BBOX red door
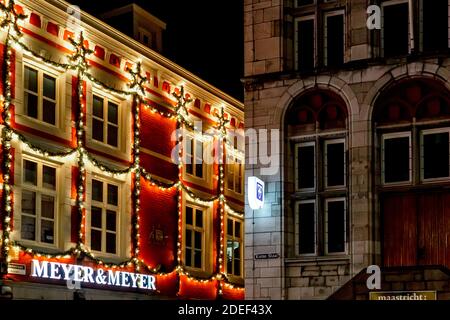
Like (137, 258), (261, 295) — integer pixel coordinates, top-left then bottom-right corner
(382, 191), (450, 269)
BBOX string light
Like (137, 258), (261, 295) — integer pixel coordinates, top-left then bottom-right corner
(0, 1), (243, 293)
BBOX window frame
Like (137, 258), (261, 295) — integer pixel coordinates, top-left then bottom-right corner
(381, 132), (412, 186)
(225, 216), (243, 278)
(420, 127), (450, 183)
(183, 203), (206, 271)
(294, 15), (316, 71)
(294, 141), (316, 192)
(183, 130), (207, 181)
(323, 10), (345, 67)
(90, 93), (121, 149)
(295, 199), (317, 257)
(19, 156), (59, 249)
(324, 138), (346, 189)
(88, 177), (121, 257)
(226, 146), (244, 195)
(324, 197), (347, 256)
(22, 62), (59, 127)
(381, 0), (412, 57)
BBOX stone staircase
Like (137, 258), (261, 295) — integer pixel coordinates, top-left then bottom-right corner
(328, 265), (450, 300)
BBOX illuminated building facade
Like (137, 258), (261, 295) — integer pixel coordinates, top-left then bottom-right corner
(244, 0), (450, 299)
(0, 0), (244, 300)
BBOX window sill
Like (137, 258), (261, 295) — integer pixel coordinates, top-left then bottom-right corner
(285, 255), (350, 266)
(183, 267), (214, 279)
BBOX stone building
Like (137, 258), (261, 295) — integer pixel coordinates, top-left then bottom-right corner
(244, 0), (450, 299)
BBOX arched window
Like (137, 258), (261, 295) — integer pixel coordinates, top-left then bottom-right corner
(286, 90), (348, 257)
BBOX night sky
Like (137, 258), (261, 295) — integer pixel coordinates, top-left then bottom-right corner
(68, 0), (244, 101)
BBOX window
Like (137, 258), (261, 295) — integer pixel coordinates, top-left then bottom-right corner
(325, 198), (346, 254)
(90, 179), (119, 254)
(184, 205), (204, 269)
(296, 201), (316, 255)
(92, 95), (119, 147)
(138, 27), (153, 48)
(421, 0), (448, 52)
(227, 154), (243, 194)
(382, 133), (411, 184)
(421, 129), (450, 181)
(382, 1), (409, 57)
(324, 12), (344, 67)
(21, 159), (57, 245)
(295, 142), (315, 191)
(295, 17), (315, 72)
(226, 218), (242, 277)
(24, 65), (57, 125)
(185, 135), (203, 178)
(324, 139), (345, 187)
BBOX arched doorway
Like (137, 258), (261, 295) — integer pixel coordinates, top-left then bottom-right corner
(373, 78), (450, 269)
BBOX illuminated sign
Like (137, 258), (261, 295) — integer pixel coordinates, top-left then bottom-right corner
(30, 260), (156, 290)
(369, 291), (436, 300)
(248, 176), (264, 210)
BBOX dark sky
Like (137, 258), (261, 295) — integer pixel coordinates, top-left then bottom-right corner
(68, 0), (244, 101)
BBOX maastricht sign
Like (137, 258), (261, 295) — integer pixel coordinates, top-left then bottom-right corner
(30, 259), (156, 290)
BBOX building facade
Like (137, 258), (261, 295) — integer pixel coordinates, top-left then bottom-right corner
(0, 0), (244, 300)
(244, 0), (450, 299)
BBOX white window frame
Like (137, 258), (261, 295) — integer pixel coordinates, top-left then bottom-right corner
(20, 156), (59, 249)
(91, 94), (121, 149)
(183, 203), (206, 271)
(381, 132), (412, 185)
(381, 0), (412, 57)
(420, 127), (450, 183)
(324, 10), (345, 67)
(324, 138), (346, 189)
(294, 15), (316, 71)
(183, 130), (208, 181)
(225, 216), (243, 278)
(324, 197), (347, 255)
(88, 177), (121, 257)
(226, 147), (244, 195)
(22, 62), (59, 127)
(295, 141), (316, 192)
(295, 199), (317, 257)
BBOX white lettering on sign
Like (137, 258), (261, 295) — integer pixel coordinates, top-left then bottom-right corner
(30, 260), (156, 290)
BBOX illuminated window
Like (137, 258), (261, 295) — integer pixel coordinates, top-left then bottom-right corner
(185, 135), (203, 178)
(227, 155), (243, 194)
(184, 205), (204, 269)
(92, 95), (119, 148)
(21, 158), (57, 245)
(24, 65), (57, 125)
(90, 179), (119, 254)
(226, 217), (243, 277)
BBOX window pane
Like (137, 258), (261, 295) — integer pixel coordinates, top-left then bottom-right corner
(195, 163), (203, 178)
(91, 229), (101, 251)
(186, 230), (192, 248)
(195, 141), (203, 178)
(41, 195), (54, 219)
(227, 157), (234, 190)
(226, 240), (233, 274)
(91, 206), (102, 229)
(41, 219), (54, 244)
(24, 66), (38, 92)
(106, 232), (116, 254)
(22, 190), (36, 215)
(234, 258), (241, 276)
(423, 0), (448, 52)
(43, 165), (56, 189)
(194, 250), (202, 268)
(227, 219), (233, 236)
(107, 125), (118, 147)
(384, 3), (409, 57)
(326, 14), (344, 67)
(384, 136), (410, 183)
(297, 145), (315, 189)
(25, 93), (38, 119)
(21, 215), (36, 241)
(195, 209), (203, 228)
(93, 95), (103, 118)
(423, 132), (449, 179)
(106, 210), (116, 231)
(298, 202), (315, 254)
(43, 74), (56, 100)
(108, 102), (118, 124)
(43, 100), (56, 125)
(185, 248), (192, 267)
(194, 231), (202, 250)
(326, 142), (345, 186)
(297, 19), (315, 72)
(107, 184), (118, 206)
(235, 221), (241, 238)
(327, 200), (346, 253)
(186, 206), (193, 225)
(24, 160), (37, 185)
(92, 180), (103, 202)
(186, 137), (194, 174)
(236, 162), (242, 193)
(92, 119), (104, 142)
